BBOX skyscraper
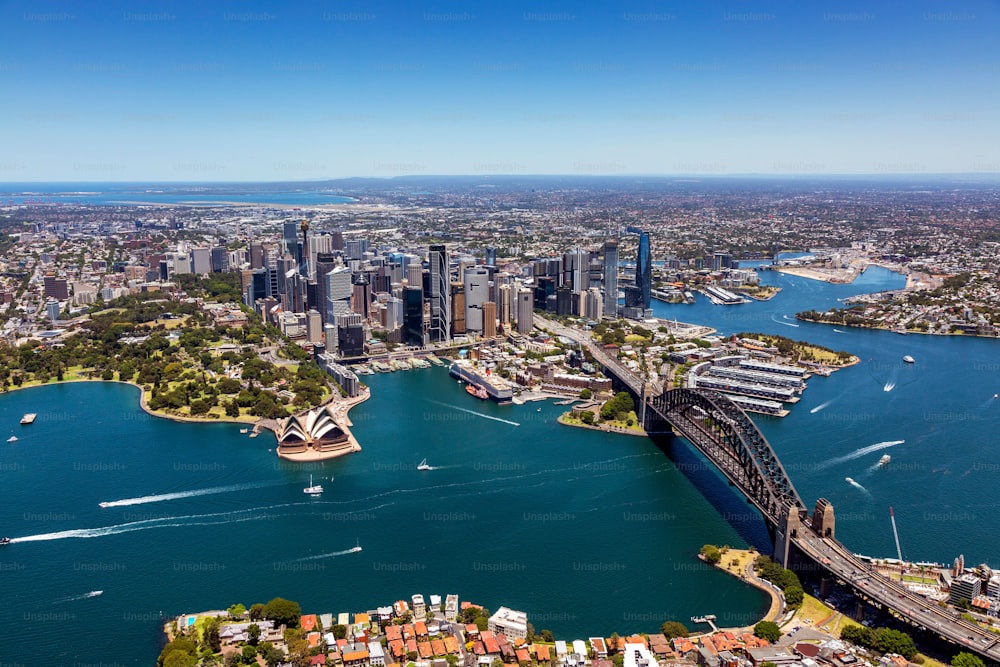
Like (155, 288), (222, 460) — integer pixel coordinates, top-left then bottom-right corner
(403, 285), (427, 347)
(485, 246), (497, 267)
(428, 244), (450, 342)
(450, 282), (466, 336)
(516, 288), (533, 335)
(463, 266), (490, 333)
(482, 301), (497, 338)
(325, 266), (353, 322)
(636, 231), (651, 310)
(603, 239), (619, 318)
(283, 221), (301, 263)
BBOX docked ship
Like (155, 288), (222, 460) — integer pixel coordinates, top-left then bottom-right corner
(449, 361), (514, 403)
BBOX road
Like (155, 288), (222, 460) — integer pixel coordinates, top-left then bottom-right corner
(793, 529), (1000, 661)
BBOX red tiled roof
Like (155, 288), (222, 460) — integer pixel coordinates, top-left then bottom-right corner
(516, 649), (531, 663)
(417, 642), (433, 659)
(431, 639), (446, 656)
(534, 645), (551, 661)
(386, 625), (403, 641)
(301, 614), (319, 632)
(443, 636), (460, 654)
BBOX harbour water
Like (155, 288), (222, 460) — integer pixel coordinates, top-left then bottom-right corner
(2, 263), (999, 664)
(0, 379), (766, 665)
(654, 263), (1000, 567)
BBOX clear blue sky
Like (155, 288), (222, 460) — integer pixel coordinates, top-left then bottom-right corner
(1, 0), (998, 181)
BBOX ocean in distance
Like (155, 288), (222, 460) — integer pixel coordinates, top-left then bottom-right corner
(0, 182), (356, 206)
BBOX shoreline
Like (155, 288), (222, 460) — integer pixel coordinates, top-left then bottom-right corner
(796, 316), (1000, 340)
(700, 549), (785, 630)
(556, 413), (648, 437)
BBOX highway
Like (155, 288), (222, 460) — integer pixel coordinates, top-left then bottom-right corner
(793, 528), (1000, 661)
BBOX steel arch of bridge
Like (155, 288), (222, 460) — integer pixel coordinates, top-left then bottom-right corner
(647, 387), (805, 526)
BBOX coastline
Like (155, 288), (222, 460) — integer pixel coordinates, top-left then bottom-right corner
(795, 316), (999, 340)
(700, 549), (785, 629)
(556, 413), (648, 437)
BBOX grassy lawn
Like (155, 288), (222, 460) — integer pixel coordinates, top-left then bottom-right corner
(720, 548), (759, 576)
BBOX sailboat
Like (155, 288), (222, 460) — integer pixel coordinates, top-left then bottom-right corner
(6, 435), (17, 443)
(350, 537), (362, 553)
(417, 458), (431, 471)
(303, 474), (323, 495)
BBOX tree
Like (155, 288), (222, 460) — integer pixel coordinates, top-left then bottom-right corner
(259, 643), (285, 667)
(579, 388), (592, 399)
(784, 585), (804, 607)
(873, 627), (916, 660)
(580, 410), (595, 425)
(540, 629), (554, 642)
(158, 638), (197, 667)
(204, 618), (222, 653)
(264, 597), (302, 628)
(163, 650), (198, 667)
(247, 623), (261, 646)
(332, 624), (348, 639)
(952, 653), (985, 667)
(700, 544), (722, 565)
(753, 621), (781, 643)
(659, 621), (689, 639)
(249, 603), (265, 620)
(241, 645), (258, 664)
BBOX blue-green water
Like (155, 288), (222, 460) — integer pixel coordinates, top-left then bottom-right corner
(3, 265), (999, 665)
(0, 379), (767, 665)
(654, 264), (1000, 566)
(0, 183), (356, 206)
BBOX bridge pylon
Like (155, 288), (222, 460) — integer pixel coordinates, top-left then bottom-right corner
(774, 501), (807, 568)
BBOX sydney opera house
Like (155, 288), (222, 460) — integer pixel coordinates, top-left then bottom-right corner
(274, 406), (359, 458)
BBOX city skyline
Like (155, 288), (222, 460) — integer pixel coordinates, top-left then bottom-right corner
(1, 0), (999, 181)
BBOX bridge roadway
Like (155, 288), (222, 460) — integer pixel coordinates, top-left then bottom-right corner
(533, 314), (1000, 661)
(793, 529), (1000, 661)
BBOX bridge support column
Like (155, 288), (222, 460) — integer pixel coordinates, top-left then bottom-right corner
(774, 502), (804, 568)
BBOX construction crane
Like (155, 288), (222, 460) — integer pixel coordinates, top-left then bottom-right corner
(890, 507), (905, 581)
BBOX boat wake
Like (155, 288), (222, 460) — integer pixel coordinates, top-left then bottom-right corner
(771, 315), (799, 328)
(809, 400), (832, 414)
(425, 399), (520, 426)
(845, 477), (872, 497)
(817, 440), (904, 470)
(53, 590), (104, 603)
(833, 329), (844, 333)
(10, 504), (295, 543)
(293, 545), (363, 562)
(99, 480), (278, 508)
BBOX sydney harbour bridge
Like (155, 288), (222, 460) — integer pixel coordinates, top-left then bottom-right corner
(538, 315), (1000, 662)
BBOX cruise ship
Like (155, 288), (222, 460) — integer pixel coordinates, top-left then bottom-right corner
(449, 361), (513, 403)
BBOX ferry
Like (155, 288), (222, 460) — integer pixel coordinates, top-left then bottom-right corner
(465, 384), (488, 400)
(902, 355), (915, 364)
(878, 454), (891, 467)
(20, 413), (36, 425)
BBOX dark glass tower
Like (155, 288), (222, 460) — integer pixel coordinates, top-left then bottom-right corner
(636, 231), (651, 310)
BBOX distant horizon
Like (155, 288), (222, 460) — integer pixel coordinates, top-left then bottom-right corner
(2, 171), (1000, 186)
